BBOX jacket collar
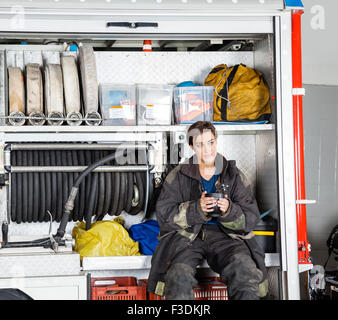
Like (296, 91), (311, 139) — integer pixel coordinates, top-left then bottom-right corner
(180, 153), (228, 181)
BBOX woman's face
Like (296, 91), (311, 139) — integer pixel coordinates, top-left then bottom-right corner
(190, 130), (217, 165)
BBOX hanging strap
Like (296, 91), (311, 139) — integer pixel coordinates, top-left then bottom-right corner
(218, 64), (240, 121)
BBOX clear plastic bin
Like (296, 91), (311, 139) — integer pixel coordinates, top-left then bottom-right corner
(174, 86), (214, 124)
(137, 84), (174, 125)
(99, 84), (136, 126)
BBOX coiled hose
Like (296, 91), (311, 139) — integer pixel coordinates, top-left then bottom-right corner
(10, 149), (148, 226)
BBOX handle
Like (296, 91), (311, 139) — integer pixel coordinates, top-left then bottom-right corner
(2, 222), (8, 244)
(106, 289), (128, 295)
(93, 279), (117, 286)
(106, 22), (158, 29)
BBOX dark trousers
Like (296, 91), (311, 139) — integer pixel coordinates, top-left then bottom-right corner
(164, 224), (263, 300)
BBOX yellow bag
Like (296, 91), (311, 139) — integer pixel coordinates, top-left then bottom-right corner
(72, 220), (141, 258)
(204, 64), (271, 122)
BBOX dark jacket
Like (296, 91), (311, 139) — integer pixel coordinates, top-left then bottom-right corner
(147, 153), (268, 297)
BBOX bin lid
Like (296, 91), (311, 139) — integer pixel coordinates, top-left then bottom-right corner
(177, 81), (199, 87)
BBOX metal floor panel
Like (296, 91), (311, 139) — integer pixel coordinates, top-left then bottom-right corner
(0, 251), (81, 278)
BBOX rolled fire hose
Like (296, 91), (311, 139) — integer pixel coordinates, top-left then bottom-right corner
(9, 149), (148, 224)
(78, 46), (101, 125)
(44, 64), (64, 125)
(8, 67), (25, 126)
(26, 64), (45, 126)
(61, 56), (82, 126)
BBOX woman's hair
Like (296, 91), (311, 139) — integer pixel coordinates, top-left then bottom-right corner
(187, 121), (217, 146)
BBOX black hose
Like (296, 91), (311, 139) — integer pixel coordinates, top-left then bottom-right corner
(3, 239), (50, 248)
(143, 147), (155, 220)
(77, 150), (86, 222)
(100, 150), (111, 220)
(44, 151), (52, 222)
(126, 172), (145, 215)
(21, 150), (28, 222)
(55, 151), (63, 222)
(109, 159), (120, 217)
(15, 151), (22, 224)
(38, 151), (46, 223)
(84, 150), (92, 215)
(26, 151), (34, 223)
(10, 151), (17, 222)
(95, 151), (105, 220)
(85, 172), (98, 230)
(55, 150), (126, 238)
(67, 151), (76, 222)
(61, 150), (69, 222)
(3, 238), (65, 248)
(124, 170), (134, 213)
(50, 150), (57, 222)
(9, 148), (150, 229)
(144, 172), (154, 220)
(126, 151), (138, 214)
(32, 151), (40, 222)
(91, 151), (100, 219)
(70, 150), (79, 222)
(115, 171), (126, 216)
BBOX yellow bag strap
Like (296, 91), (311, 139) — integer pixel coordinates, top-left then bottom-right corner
(214, 66), (229, 119)
(215, 64), (241, 120)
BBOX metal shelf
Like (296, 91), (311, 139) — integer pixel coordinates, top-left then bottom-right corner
(0, 124), (274, 143)
(0, 124), (274, 134)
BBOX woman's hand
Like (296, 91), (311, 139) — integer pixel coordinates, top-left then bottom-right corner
(217, 196), (230, 214)
(200, 191), (217, 216)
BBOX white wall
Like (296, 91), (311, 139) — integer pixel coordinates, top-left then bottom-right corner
(301, 0), (338, 270)
(302, 0), (338, 85)
(303, 84), (338, 269)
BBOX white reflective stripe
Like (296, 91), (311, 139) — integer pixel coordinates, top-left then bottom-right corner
(143, 44), (152, 50)
(296, 199), (316, 205)
(44, 64), (64, 115)
(26, 63), (43, 114)
(292, 88), (306, 96)
(61, 56), (81, 114)
(79, 46), (98, 114)
(8, 67), (25, 114)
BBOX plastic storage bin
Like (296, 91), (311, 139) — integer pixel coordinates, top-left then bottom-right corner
(174, 86), (214, 124)
(91, 276), (146, 300)
(253, 215), (278, 253)
(137, 84), (174, 125)
(138, 278), (227, 300)
(99, 84), (136, 125)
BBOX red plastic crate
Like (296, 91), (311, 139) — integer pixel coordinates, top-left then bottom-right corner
(138, 278), (227, 300)
(91, 277), (147, 300)
(194, 279), (228, 300)
(138, 279), (163, 300)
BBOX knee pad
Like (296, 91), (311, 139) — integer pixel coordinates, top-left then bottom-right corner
(220, 253), (263, 300)
(164, 263), (197, 300)
(220, 253), (262, 284)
